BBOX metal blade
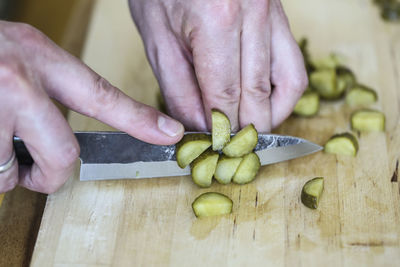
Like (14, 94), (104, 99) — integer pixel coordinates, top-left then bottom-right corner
(77, 132), (322, 181)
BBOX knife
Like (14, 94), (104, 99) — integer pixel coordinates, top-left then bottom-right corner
(13, 132), (322, 181)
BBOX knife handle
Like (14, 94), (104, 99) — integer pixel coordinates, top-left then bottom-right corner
(13, 137), (34, 165)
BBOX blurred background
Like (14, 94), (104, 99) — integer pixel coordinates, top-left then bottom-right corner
(0, 1), (94, 266)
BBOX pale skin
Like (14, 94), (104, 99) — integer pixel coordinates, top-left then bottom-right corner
(0, 0), (307, 194)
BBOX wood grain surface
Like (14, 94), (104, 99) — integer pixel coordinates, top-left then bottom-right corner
(31, 0), (400, 266)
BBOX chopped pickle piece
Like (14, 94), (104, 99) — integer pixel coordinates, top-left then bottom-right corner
(301, 177), (324, 209)
(293, 92), (320, 117)
(214, 156), (243, 184)
(222, 124), (258, 157)
(310, 69), (344, 100)
(191, 149), (219, 188)
(212, 109), (231, 151)
(232, 152), (261, 184)
(192, 192), (233, 218)
(351, 109), (385, 132)
(312, 54), (342, 70)
(324, 133), (359, 157)
(176, 134), (212, 168)
(345, 85), (377, 107)
(336, 66), (356, 90)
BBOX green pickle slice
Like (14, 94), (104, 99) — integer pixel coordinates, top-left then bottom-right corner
(293, 92), (320, 117)
(176, 134), (212, 168)
(190, 149), (219, 188)
(211, 109), (231, 151)
(222, 124), (258, 157)
(301, 177), (324, 209)
(214, 156), (243, 184)
(351, 109), (385, 132)
(232, 152), (261, 185)
(324, 133), (359, 157)
(192, 192), (233, 218)
(345, 85), (377, 107)
(310, 69), (344, 100)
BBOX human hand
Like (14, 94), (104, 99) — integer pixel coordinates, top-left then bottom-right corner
(129, 0), (308, 132)
(0, 21), (184, 194)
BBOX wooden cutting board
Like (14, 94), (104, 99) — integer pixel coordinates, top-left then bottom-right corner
(31, 0), (400, 266)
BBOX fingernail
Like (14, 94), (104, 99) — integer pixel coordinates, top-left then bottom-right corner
(158, 116), (183, 137)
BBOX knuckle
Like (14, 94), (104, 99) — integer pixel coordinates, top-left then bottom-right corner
(12, 23), (47, 48)
(88, 77), (121, 117)
(206, 85), (241, 104)
(244, 82), (272, 100)
(0, 62), (22, 83)
(207, 1), (240, 28)
(55, 142), (80, 170)
(0, 177), (18, 194)
(291, 74), (309, 95)
(41, 182), (62, 194)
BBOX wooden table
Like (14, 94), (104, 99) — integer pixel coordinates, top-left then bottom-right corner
(31, 0), (400, 266)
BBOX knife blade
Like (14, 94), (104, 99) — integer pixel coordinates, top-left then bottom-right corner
(13, 132), (322, 181)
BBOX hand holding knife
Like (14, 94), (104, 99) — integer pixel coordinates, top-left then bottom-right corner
(13, 132), (322, 181)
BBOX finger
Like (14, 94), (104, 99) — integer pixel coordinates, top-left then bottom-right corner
(269, 0), (308, 128)
(13, 86), (79, 194)
(191, 14), (241, 131)
(31, 35), (184, 145)
(144, 29), (207, 131)
(0, 128), (18, 193)
(240, 1), (272, 132)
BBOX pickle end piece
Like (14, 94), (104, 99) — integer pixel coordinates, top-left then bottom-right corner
(293, 92), (320, 117)
(222, 124), (258, 157)
(324, 133), (359, 157)
(301, 177), (324, 209)
(345, 86), (377, 107)
(351, 109), (385, 132)
(232, 152), (261, 185)
(191, 150), (219, 188)
(176, 134), (212, 168)
(214, 157), (243, 184)
(310, 69), (341, 100)
(312, 54), (342, 70)
(212, 109), (231, 151)
(192, 192), (233, 218)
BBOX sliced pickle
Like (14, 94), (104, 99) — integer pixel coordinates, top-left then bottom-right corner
(176, 134), (212, 168)
(301, 177), (324, 209)
(324, 133), (359, 157)
(345, 85), (377, 107)
(191, 149), (219, 188)
(310, 69), (344, 100)
(312, 54), (342, 70)
(222, 124), (258, 157)
(351, 109), (385, 132)
(214, 156), (243, 184)
(212, 109), (231, 151)
(192, 192), (233, 218)
(293, 92), (320, 117)
(232, 152), (261, 185)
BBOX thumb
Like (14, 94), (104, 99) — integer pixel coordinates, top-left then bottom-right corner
(35, 42), (184, 145)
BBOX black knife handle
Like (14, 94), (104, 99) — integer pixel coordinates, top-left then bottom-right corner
(13, 137), (34, 165)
